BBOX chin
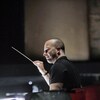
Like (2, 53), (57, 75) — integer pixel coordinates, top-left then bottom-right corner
(47, 59), (53, 64)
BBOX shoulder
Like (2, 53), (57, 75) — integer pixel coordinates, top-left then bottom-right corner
(51, 57), (68, 72)
(55, 56), (71, 67)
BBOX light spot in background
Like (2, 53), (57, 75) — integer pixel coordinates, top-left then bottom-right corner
(32, 85), (39, 93)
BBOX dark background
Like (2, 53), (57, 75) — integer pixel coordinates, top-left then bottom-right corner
(0, 0), (100, 93)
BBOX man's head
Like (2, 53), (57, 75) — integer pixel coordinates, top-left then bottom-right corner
(43, 38), (65, 64)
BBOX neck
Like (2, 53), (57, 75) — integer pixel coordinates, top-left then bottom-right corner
(53, 51), (65, 64)
(58, 52), (66, 59)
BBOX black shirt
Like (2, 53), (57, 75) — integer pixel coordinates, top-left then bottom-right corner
(49, 56), (81, 91)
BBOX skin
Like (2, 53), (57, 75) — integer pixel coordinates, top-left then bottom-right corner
(33, 39), (65, 90)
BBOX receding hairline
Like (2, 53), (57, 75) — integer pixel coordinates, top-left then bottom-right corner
(45, 38), (65, 52)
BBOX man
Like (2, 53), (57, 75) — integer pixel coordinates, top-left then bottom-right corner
(33, 38), (81, 91)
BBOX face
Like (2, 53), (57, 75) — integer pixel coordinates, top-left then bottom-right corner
(43, 41), (59, 64)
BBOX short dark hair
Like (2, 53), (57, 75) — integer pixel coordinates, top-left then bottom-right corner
(53, 38), (65, 53)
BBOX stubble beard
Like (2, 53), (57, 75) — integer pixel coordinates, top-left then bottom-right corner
(46, 51), (58, 64)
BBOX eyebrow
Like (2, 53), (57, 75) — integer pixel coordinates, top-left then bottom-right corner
(44, 48), (50, 53)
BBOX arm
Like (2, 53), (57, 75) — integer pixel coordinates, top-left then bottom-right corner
(42, 72), (50, 85)
(33, 61), (50, 85)
(33, 61), (63, 90)
(50, 83), (63, 90)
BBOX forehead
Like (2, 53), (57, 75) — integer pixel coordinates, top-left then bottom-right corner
(44, 40), (54, 49)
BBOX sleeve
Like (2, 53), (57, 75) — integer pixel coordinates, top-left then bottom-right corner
(50, 63), (65, 84)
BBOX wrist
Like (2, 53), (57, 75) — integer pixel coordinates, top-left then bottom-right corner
(42, 71), (48, 76)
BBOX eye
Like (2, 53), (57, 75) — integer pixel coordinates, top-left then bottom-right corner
(45, 49), (48, 53)
(44, 48), (50, 53)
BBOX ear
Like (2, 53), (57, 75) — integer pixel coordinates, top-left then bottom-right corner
(56, 48), (60, 55)
(57, 51), (60, 55)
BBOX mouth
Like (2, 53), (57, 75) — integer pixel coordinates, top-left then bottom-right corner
(46, 57), (50, 60)
(46, 57), (52, 60)
(45, 55), (52, 60)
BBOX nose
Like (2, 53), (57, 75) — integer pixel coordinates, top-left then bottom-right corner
(43, 51), (46, 57)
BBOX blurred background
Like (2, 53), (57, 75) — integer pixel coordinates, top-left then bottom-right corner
(0, 0), (100, 99)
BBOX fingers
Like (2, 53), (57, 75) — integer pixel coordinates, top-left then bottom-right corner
(32, 60), (45, 74)
(32, 60), (43, 67)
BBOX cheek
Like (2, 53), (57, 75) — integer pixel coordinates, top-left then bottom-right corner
(49, 50), (57, 58)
